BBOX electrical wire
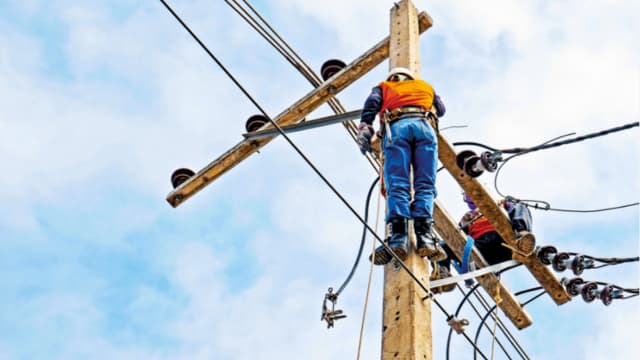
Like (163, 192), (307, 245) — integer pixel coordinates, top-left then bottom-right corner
(357, 171), (383, 360)
(464, 284), (530, 359)
(157, 5), (493, 356)
(489, 123), (639, 213)
(472, 287), (545, 360)
(453, 285), (517, 360)
(335, 176), (379, 296)
(445, 264), (525, 360)
(224, 0), (380, 172)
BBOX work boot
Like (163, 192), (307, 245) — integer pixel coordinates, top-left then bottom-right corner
(431, 266), (456, 294)
(414, 217), (447, 261)
(369, 242), (391, 265)
(387, 217), (409, 261)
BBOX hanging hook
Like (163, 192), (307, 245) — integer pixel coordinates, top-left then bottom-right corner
(321, 287), (347, 329)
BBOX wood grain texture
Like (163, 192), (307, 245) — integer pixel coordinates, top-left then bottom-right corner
(382, 2), (431, 359)
(433, 201), (533, 329)
(166, 11), (433, 208)
(436, 126), (571, 305)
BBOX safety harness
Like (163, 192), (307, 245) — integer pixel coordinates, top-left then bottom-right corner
(380, 106), (431, 142)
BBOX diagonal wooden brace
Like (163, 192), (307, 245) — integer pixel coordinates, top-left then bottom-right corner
(166, 12), (434, 208)
(435, 125), (572, 305)
(433, 201), (533, 329)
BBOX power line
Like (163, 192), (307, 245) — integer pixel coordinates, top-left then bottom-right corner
(445, 264), (526, 360)
(489, 122), (639, 213)
(472, 287), (545, 360)
(157, 3), (493, 355)
(224, 0), (380, 172)
(334, 176), (379, 296)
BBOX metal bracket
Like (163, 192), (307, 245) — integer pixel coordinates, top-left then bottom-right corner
(321, 288), (347, 329)
(447, 316), (470, 334)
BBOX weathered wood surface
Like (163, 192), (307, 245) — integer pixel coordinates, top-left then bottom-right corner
(382, 2), (431, 359)
(166, 12), (433, 207)
(436, 127), (572, 305)
(433, 201), (533, 329)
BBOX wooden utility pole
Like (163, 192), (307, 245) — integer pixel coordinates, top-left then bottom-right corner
(164, 0), (573, 356)
(381, 1), (432, 359)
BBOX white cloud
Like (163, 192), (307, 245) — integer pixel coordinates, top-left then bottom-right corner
(0, 0), (638, 359)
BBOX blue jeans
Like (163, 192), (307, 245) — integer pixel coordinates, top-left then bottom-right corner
(383, 117), (438, 221)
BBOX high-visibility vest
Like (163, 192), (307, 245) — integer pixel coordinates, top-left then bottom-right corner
(378, 79), (435, 118)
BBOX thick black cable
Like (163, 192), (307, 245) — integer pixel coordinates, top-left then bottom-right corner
(453, 285), (515, 360)
(453, 123), (639, 213)
(592, 282), (640, 296)
(453, 141), (500, 152)
(158, 0), (470, 333)
(493, 133), (575, 199)
(492, 124), (639, 213)
(335, 176), (379, 296)
(523, 121), (638, 154)
(472, 287), (545, 360)
(446, 264), (524, 360)
(520, 200), (639, 213)
(468, 287), (530, 359)
(549, 252), (638, 267)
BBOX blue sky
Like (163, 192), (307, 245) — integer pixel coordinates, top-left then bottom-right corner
(1, 0), (638, 359)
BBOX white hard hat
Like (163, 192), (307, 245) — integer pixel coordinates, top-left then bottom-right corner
(386, 67), (415, 81)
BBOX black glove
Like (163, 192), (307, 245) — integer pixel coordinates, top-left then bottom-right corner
(357, 122), (374, 154)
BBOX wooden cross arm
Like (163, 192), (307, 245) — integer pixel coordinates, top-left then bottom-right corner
(433, 201), (533, 329)
(435, 127), (572, 305)
(166, 12), (433, 208)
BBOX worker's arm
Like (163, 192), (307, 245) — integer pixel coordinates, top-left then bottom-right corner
(360, 86), (383, 125)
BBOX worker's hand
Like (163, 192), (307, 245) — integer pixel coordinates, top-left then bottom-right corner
(357, 123), (374, 154)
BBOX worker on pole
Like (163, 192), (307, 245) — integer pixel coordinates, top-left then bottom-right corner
(433, 193), (536, 292)
(358, 67), (447, 265)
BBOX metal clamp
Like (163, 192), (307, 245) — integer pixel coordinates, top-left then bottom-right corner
(321, 288), (347, 329)
(447, 316), (470, 334)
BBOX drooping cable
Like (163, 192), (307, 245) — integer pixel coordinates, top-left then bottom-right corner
(224, 0), (380, 172)
(468, 286), (530, 359)
(335, 176), (379, 296)
(488, 123), (640, 213)
(357, 170), (383, 360)
(157, 6), (489, 352)
(453, 285), (516, 360)
(472, 287), (545, 360)
(446, 264), (525, 360)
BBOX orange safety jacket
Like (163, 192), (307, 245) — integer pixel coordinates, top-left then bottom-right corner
(378, 79), (435, 120)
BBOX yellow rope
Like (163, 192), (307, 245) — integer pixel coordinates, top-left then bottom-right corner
(490, 278), (503, 359)
(356, 170), (384, 360)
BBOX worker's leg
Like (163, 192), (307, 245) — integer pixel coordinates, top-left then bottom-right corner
(474, 232), (512, 265)
(410, 118), (437, 218)
(371, 121), (412, 264)
(383, 120), (412, 221)
(410, 118), (445, 259)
